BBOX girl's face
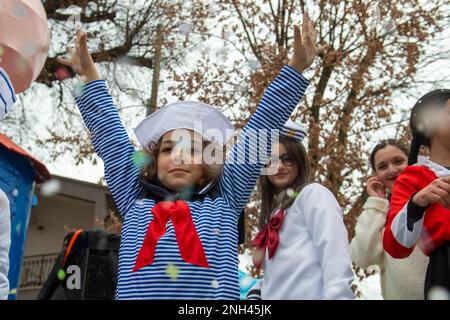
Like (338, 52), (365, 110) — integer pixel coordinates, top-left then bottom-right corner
(373, 145), (408, 189)
(431, 100), (450, 151)
(267, 143), (299, 192)
(157, 130), (205, 192)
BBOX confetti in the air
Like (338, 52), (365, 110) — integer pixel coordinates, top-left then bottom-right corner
(132, 151), (153, 168)
(286, 188), (299, 198)
(15, 223), (21, 235)
(382, 20), (396, 34)
(239, 85), (248, 95)
(22, 42), (38, 58)
(12, 189), (19, 197)
(178, 186), (194, 201)
(179, 22), (193, 36)
(372, 5), (381, 22)
(32, 195), (38, 207)
(9, 288), (17, 295)
(211, 279), (220, 289)
(40, 179), (62, 197)
(239, 276), (252, 288)
(427, 286), (450, 300)
(248, 59), (261, 71)
(73, 82), (85, 96)
(213, 228), (220, 236)
(124, 0), (137, 10)
(14, 57), (28, 73)
(12, 3), (28, 18)
(166, 264), (180, 281)
(135, 199), (145, 208)
(57, 268), (66, 281)
(66, 6), (83, 30)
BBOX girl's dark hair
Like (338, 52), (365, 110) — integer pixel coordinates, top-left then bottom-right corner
(369, 139), (409, 171)
(140, 135), (225, 190)
(258, 136), (311, 229)
(409, 89), (450, 165)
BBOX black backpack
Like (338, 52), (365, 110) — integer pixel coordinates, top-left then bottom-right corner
(37, 230), (120, 300)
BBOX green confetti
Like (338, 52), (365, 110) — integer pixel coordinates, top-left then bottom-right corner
(57, 269), (66, 281)
(15, 223), (21, 234)
(132, 151), (153, 168)
(178, 186), (194, 201)
(9, 288), (17, 295)
(286, 188), (300, 198)
(166, 264), (179, 281)
(73, 82), (85, 96)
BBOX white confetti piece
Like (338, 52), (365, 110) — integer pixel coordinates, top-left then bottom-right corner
(427, 286), (450, 300)
(40, 179), (61, 197)
(179, 22), (193, 36)
(211, 279), (219, 289)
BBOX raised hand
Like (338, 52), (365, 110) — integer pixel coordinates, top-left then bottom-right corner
(366, 176), (387, 198)
(57, 29), (100, 83)
(412, 177), (450, 208)
(288, 13), (322, 73)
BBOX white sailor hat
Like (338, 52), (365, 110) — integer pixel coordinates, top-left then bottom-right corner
(280, 119), (307, 142)
(134, 101), (234, 149)
(0, 67), (17, 121)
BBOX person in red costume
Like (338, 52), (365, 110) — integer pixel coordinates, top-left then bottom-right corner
(383, 89), (450, 299)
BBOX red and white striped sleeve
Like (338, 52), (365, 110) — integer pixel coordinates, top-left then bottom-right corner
(383, 167), (427, 258)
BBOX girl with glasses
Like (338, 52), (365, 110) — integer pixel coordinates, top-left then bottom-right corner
(247, 120), (354, 300)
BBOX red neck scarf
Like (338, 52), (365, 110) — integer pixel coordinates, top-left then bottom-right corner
(133, 200), (209, 272)
(252, 209), (284, 269)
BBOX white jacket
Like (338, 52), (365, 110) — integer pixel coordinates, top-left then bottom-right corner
(252, 183), (355, 299)
(350, 197), (429, 300)
(0, 189), (11, 300)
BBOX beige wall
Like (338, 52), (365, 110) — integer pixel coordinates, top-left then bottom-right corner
(24, 194), (96, 256)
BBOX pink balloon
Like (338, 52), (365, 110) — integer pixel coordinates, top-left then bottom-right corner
(0, 0), (50, 93)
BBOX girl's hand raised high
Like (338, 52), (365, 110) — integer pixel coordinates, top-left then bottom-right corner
(288, 13), (323, 73)
(57, 29), (100, 83)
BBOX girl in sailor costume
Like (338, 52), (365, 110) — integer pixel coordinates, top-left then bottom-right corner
(58, 14), (321, 299)
(247, 120), (354, 300)
(383, 89), (450, 298)
(0, 67), (17, 299)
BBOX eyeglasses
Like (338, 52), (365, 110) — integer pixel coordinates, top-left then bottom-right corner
(264, 154), (295, 167)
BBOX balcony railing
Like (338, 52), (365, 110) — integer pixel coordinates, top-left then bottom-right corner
(19, 253), (59, 289)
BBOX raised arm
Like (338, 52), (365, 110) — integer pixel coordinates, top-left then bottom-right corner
(58, 30), (141, 218)
(219, 14), (321, 213)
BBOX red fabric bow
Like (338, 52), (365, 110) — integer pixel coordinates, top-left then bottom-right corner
(252, 209), (284, 269)
(133, 200), (209, 272)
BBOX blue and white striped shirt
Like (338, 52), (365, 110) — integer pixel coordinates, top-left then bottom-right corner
(75, 65), (309, 299)
(0, 67), (16, 120)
